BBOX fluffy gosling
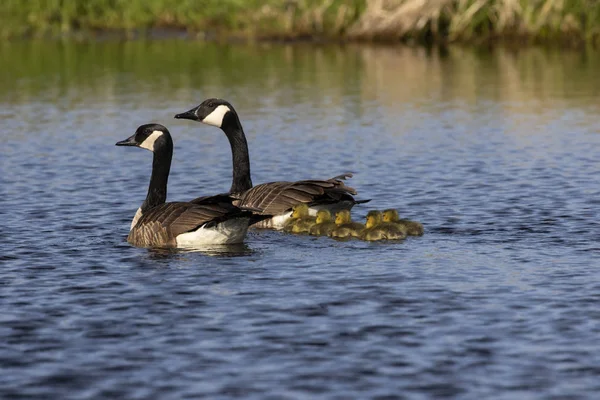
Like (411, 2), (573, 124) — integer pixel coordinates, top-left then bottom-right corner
(283, 203), (317, 234)
(360, 210), (406, 241)
(382, 209), (424, 236)
(329, 209), (364, 239)
(309, 209), (337, 236)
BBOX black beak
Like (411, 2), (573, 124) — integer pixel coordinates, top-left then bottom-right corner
(174, 107), (198, 121)
(115, 134), (138, 146)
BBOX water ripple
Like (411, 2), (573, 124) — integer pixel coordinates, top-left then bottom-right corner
(2, 41), (600, 399)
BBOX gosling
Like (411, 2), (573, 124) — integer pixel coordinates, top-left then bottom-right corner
(329, 209), (364, 239)
(309, 209), (337, 236)
(360, 210), (406, 241)
(283, 203), (317, 234)
(382, 209), (424, 236)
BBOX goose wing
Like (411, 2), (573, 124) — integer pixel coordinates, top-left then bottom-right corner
(234, 174), (360, 216)
(189, 193), (270, 225)
(189, 192), (237, 205)
(128, 202), (248, 247)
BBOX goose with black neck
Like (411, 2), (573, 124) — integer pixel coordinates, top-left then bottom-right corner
(175, 98), (369, 229)
(115, 123), (254, 248)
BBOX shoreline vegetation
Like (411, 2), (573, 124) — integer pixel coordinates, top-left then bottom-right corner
(1, 0), (599, 46)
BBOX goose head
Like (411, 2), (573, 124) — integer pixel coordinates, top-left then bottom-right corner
(315, 209), (332, 224)
(365, 210), (383, 229)
(291, 203), (310, 219)
(335, 210), (352, 225)
(116, 123), (172, 152)
(174, 98), (235, 129)
(382, 209), (400, 223)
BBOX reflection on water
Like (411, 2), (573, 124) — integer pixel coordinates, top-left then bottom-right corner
(2, 40), (599, 110)
(146, 243), (255, 258)
(2, 40), (600, 398)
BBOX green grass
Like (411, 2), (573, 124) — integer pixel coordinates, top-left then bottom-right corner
(0, 0), (264, 37)
(0, 0), (598, 45)
(0, 0), (365, 39)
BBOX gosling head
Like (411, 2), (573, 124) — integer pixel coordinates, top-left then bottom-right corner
(335, 210), (352, 225)
(291, 203), (310, 218)
(174, 98), (236, 129)
(365, 210), (383, 229)
(116, 123), (172, 153)
(382, 209), (400, 223)
(315, 209), (332, 224)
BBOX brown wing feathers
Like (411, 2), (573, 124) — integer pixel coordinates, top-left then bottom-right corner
(234, 174), (360, 216)
(129, 174), (364, 246)
(128, 202), (249, 247)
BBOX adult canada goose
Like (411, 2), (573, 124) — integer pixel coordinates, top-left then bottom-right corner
(309, 209), (337, 236)
(360, 210), (406, 241)
(116, 123), (253, 248)
(174, 98), (369, 229)
(382, 209), (424, 236)
(329, 210), (364, 239)
(283, 203), (317, 234)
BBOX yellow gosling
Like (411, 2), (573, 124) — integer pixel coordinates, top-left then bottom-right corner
(329, 209), (364, 239)
(382, 209), (424, 236)
(309, 209), (337, 236)
(360, 210), (406, 241)
(283, 203), (316, 234)
(283, 203), (309, 229)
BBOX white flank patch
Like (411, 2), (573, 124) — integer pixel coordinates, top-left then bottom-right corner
(202, 105), (231, 128)
(269, 211), (294, 230)
(139, 130), (163, 151)
(176, 218), (249, 247)
(130, 207), (143, 231)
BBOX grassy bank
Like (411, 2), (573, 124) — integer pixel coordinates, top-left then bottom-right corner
(351, 0), (600, 46)
(0, 0), (365, 39)
(1, 0), (599, 46)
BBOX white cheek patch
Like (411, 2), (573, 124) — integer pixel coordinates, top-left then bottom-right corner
(139, 130), (163, 151)
(202, 105), (231, 127)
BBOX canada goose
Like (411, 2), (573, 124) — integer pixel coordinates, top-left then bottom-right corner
(309, 209), (337, 236)
(174, 98), (369, 229)
(382, 209), (424, 236)
(283, 203), (317, 234)
(360, 210), (406, 241)
(115, 123), (253, 248)
(329, 210), (364, 239)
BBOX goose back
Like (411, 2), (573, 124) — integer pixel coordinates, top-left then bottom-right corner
(128, 201), (250, 248)
(235, 175), (363, 229)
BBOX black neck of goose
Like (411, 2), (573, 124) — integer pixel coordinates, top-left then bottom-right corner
(142, 138), (172, 212)
(221, 111), (252, 194)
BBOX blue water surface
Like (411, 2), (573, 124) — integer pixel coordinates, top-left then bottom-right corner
(2, 41), (600, 399)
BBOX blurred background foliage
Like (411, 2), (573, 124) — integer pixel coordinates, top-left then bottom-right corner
(0, 0), (598, 45)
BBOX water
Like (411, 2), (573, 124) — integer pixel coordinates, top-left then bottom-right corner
(2, 40), (600, 398)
